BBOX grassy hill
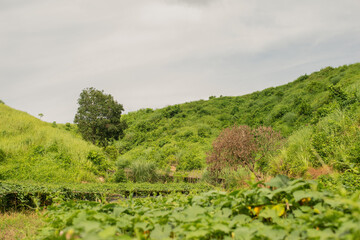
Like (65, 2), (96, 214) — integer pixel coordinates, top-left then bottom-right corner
(115, 63), (360, 177)
(1, 63), (359, 184)
(0, 104), (109, 183)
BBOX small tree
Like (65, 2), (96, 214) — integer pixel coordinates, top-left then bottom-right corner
(206, 125), (282, 180)
(74, 87), (126, 146)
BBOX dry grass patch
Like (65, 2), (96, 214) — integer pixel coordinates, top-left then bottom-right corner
(0, 211), (44, 240)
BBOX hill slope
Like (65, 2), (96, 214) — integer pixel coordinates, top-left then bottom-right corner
(0, 104), (107, 183)
(115, 63), (360, 173)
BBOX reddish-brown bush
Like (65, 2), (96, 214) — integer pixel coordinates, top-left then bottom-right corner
(206, 125), (282, 180)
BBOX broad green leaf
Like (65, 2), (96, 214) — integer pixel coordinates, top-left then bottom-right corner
(212, 223), (230, 233)
(186, 229), (208, 239)
(134, 221), (149, 231)
(258, 208), (278, 220)
(75, 220), (101, 232)
(98, 226), (117, 239)
(233, 227), (255, 240)
(231, 214), (251, 225)
(266, 175), (290, 188)
(150, 224), (172, 239)
(272, 204), (286, 217)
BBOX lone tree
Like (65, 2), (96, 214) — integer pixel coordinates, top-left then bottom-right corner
(74, 87), (125, 146)
(206, 125), (282, 180)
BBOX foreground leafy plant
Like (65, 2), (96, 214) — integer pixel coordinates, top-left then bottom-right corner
(39, 175), (360, 239)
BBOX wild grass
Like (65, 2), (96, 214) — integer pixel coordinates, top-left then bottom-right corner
(0, 104), (104, 183)
(0, 211), (44, 240)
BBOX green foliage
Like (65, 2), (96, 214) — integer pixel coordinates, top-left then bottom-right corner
(39, 176), (360, 239)
(0, 181), (211, 211)
(270, 127), (314, 177)
(87, 150), (108, 172)
(318, 172), (360, 193)
(271, 108), (360, 176)
(127, 159), (159, 183)
(0, 100), (4, 104)
(0, 104), (106, 183)
(197, 124), (212, 138)
(74, 87), (126, 147)
(112, 63), (360, 173)
(114, 158), (130, 183)
(162, 105), (181, 118)
(0, 149), (5, 163)
(104, 145), (119, 161)
(220, 167), (250, 190)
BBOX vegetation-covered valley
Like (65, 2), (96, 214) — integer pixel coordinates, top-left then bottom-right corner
(1, 63), (360, 239)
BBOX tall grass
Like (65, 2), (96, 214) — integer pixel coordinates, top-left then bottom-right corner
(270, 108), (360, 177)
(128, 159), (159, 183)
(0, 104), (103, 183)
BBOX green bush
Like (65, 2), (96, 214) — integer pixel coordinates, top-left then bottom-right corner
(197, 124), (212, 138)
(114, 169), (127, 183)
(178, 153), (204, 171)
(113, 158), (131, 183)
(318, 172), (360, 193)
(282, 112), (297, 126)
(340, 171), (360, 192)
(87, 151), (108, 171)
(162, 105), (181, 118)
(104, 145), (119, 161)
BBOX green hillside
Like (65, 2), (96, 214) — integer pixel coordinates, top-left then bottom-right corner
(1, 63), (359, 184)
(0, 104), (109, 183)
(116, 63), (360, 176)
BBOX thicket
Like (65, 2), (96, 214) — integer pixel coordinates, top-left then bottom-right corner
(206, 125), (282, 180)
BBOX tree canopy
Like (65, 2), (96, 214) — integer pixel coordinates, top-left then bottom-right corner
(74, 87), (125, 146)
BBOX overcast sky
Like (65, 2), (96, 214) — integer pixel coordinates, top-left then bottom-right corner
(1, 0), (360, 123)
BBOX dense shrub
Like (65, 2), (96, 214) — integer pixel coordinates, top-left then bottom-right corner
(197, 124), (212, 138)
(114, 157), (130, 183)
(104, 145), (119, 161)
(162, 105), (181, 118)
(87, 150), (108, 172)
(207, 125), (282, 180)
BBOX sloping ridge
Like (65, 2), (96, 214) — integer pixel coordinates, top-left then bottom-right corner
(116, 63), (360, 172)
(0, 104), (103, 183)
